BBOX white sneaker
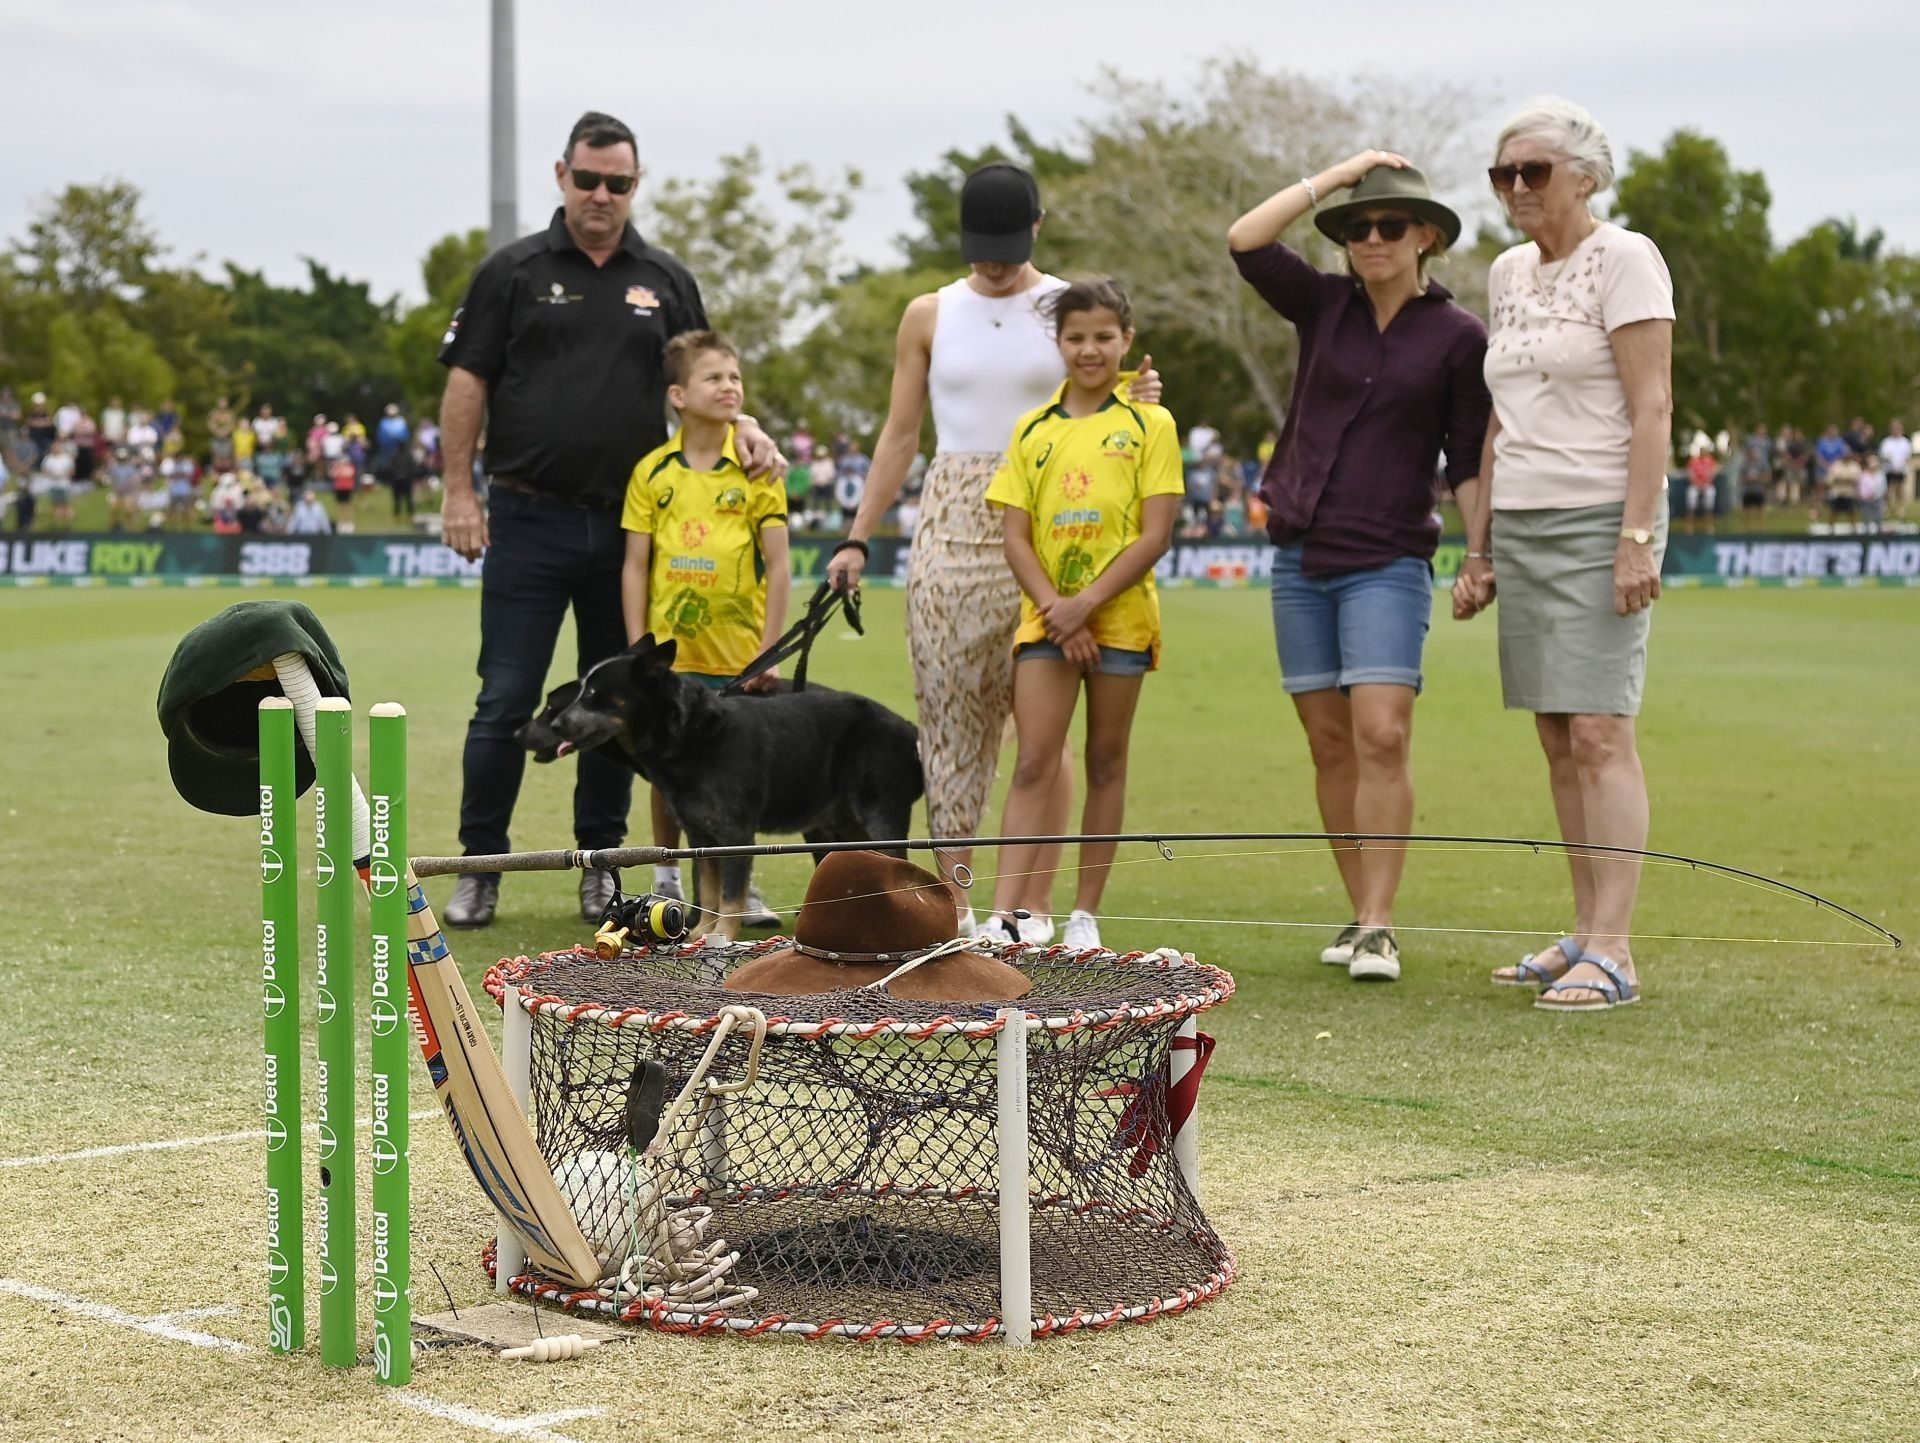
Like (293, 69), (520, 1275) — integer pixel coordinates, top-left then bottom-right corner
(1347, 927), (1401, 983)
(957, 907), (979, 938)
(1017, 912), (1056, 946)
(977, 914), (1018, 946)
(1062, 909), (1102, 951)
(1320, 922), (1362, 966)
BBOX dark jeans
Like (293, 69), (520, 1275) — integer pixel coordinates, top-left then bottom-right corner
(459, 487), (633, 859)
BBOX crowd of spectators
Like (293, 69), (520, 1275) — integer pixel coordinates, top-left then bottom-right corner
(1677, 417), (1912, 534)
(0, 384), (442, 535)
(780, 426), (877, 532)
(6, 382), (1911, 544)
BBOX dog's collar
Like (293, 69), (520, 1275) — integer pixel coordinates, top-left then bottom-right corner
(793, 941), (939, 964)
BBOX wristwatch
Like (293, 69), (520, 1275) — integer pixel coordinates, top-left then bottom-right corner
(1620, 526), (1654, 544)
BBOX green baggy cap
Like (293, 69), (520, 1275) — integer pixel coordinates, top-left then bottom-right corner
(157, 601), (350, 815)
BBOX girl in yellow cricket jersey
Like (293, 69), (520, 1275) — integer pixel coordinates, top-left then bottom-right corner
(983, 277), (1182, 951)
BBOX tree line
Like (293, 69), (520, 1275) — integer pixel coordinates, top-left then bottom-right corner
(2, 61), (1914, 453)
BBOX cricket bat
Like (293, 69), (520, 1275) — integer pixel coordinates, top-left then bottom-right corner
(397, 863), (604, 1286)
(272, 655), (603, 1288)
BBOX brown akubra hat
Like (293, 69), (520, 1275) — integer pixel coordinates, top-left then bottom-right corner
(724, 851), (1031, 1004)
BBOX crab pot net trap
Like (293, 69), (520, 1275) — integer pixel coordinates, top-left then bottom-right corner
(482, 938), (1235, 1342)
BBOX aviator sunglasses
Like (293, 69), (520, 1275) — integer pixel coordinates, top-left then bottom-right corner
(1341, 216), (1414, 244)
(568, 167), (639, 195)
(1487, 160), (1558, 193)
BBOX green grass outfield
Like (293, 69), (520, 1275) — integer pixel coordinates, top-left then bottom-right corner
(1, 586), (1914, 1442)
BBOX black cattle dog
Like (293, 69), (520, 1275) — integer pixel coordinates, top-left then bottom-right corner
(538, 634), (923, 940)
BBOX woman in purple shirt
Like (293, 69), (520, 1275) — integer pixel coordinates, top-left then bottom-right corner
(1229, 153), (1491, 984)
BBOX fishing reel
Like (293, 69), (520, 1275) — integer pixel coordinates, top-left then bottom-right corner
(593, 889), (692, 958)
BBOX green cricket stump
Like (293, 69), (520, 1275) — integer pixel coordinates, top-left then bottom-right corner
(257, 698), (304, 1354)
(313, 698), (357, 1367)
(367, 703), (412, 1386)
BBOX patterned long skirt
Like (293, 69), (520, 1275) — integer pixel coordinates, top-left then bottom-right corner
(904, 451), (1023, 841)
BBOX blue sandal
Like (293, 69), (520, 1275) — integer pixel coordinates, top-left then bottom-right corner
(1493, 936), (1581, 988)
(1535, 953), (1639, 1011)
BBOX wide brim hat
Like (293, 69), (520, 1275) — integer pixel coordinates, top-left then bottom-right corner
(725, 851), (1031, 1004)
(1314, 163), (1462, 249)
(157, 601), (350, 816)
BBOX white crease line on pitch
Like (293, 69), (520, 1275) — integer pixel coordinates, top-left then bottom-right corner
(1, 1109), (443, 1169)
(0, 1280), (251, 1353)
(0, 1278), (606, 1443)
(390, 1395), (604, 1441)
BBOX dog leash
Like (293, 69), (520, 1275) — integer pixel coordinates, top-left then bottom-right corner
(721, 580), (863, 695)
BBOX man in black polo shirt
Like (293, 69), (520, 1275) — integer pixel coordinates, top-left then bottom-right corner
(436, 110), (781, 927)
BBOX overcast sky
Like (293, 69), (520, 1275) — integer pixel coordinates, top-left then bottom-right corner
(6, 0), (1918, 305)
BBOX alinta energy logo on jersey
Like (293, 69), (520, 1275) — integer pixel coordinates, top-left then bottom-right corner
(1057, 467), (1094, 501)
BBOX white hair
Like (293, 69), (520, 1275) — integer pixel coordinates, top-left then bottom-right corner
(1493, 95), (1616, 194)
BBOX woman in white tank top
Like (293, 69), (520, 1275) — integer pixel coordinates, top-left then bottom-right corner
(826, 164), (1159, 938)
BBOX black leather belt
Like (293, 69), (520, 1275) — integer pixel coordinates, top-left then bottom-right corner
(488, 474), (620, 512)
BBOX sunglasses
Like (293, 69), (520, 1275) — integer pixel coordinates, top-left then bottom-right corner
(1487, 160), (1557, 193)
(1341, 216), (1414, 244)
(568, 167), (638, 196)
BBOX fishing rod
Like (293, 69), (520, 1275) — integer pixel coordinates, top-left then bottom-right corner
(407, 830), (1902, 948)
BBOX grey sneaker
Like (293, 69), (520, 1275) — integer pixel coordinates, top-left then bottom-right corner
(1348, 927), (1401, 982)
(653, 874), (685, 902)
(742, 885), (781, 929)
(579, 866), (620, 923)
(442, 873), (499, 929)
(1320, 923), (1364, 965)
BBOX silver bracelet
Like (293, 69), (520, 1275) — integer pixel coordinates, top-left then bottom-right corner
(1299, 176), (1319, 208)
(1464, 551), (1492, 560)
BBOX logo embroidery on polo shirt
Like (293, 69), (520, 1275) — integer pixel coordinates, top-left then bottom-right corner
(537, 282), (581, 306)
(625, 285), (660, 315)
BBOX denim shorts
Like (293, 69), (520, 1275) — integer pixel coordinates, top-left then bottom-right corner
(1269, 546), (1432, 694)
(1015, 640), (1153, 676)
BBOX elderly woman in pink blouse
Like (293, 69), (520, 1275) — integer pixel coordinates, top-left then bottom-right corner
(1453, 97), (1675, 1012)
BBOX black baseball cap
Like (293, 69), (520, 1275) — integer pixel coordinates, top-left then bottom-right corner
(959, 163), (1041, 264)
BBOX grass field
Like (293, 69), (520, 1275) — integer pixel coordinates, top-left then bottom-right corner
(1, 585), (1915, 1443)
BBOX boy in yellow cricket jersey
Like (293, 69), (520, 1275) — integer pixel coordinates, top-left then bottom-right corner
(620, 330), (790, 913)
(983, 277), (1182, 951)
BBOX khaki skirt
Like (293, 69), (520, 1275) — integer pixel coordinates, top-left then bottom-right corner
(1492, 502), (1668, 716)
